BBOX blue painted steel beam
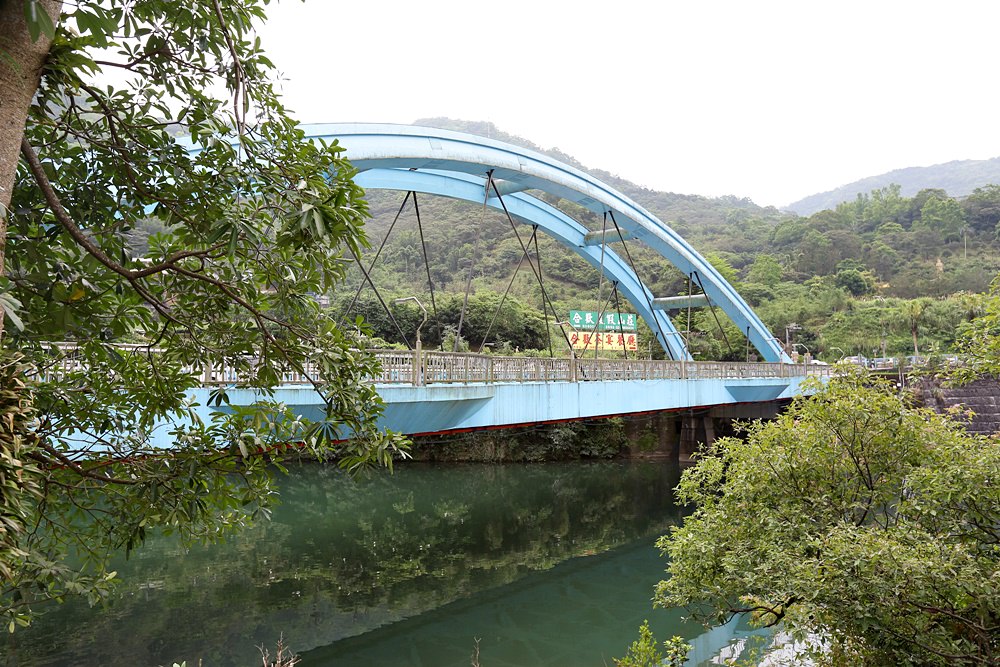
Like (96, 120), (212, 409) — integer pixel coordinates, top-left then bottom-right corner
(301, 123), (790, 363)
(148, 376), (804, 445)
(355, 168), (689, 360)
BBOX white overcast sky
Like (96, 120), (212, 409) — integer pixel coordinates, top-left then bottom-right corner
(258, 1), (1000, 208)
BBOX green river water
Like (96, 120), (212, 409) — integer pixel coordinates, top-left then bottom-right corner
(2, 460), (757, 666)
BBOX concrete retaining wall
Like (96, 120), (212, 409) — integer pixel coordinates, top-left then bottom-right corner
(912, 377), (1000, 435)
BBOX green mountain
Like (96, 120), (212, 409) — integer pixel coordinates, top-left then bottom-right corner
(787, 157), (1000, 216)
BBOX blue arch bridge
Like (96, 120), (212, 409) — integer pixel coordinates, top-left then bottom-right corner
(174, 124), (828, 453)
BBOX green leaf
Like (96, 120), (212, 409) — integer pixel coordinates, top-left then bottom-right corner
(0, 292), (24, 331)
(23, 0), (56, 41)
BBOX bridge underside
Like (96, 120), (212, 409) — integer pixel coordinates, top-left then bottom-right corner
(150, 377), (805, 445)
(373, 377), (797, 435)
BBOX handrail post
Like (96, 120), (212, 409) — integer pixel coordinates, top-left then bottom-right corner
(412, 344), (422, 387)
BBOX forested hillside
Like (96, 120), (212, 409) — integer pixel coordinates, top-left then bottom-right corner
(339, 120), (1000, 362)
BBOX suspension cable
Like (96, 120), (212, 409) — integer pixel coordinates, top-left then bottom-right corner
(413, 192), (438, 319)
(488, 179), (576, 356)
(611, 281), (628, 361)
(455, 170), (493, 351)
(345, 244), (413, 350)
(686, 274), (693, 347)
(533, 228), (554, 357)
(340, 190), (412, 325)
(608, 211), (675, 359)
(479, 225), (538, 352)
(593, 212), (609, 360)
(691, 270), (734, 355)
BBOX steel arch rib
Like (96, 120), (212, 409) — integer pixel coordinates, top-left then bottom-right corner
(355, 168), (689, 359)
(305, 123), (789, 362)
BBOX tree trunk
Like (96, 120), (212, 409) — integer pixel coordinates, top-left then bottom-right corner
(0, 0), (62, 339)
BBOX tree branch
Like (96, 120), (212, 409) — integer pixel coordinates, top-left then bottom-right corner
(26, 442), (139, 485)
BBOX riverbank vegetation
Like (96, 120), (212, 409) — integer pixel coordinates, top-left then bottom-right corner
(656, 370), (1000, 665)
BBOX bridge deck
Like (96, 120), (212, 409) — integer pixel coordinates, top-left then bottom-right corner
(41, 347), (829, 443)
(181, 351), (830, 440)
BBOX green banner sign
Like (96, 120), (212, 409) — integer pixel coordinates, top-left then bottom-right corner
(568, 310), (637, 332)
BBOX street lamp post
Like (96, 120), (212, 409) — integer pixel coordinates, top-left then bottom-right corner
(394, 297), (427, 386)
(393, 296), (427, 345)
(784, 323), (802, 355)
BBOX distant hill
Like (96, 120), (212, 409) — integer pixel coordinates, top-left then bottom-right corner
(786, 157), (1000, 216)
(411, 117), (786, 251)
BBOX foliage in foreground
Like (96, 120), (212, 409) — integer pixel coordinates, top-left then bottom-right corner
(954, 273), (1000, 382)
(656, 371), (1000, 665)
(613, 620), (690, 667)
(0, 0), (407, 629)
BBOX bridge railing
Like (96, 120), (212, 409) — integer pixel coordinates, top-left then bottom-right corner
(369, 350), (832, 386)
(34, 344), (832, 386)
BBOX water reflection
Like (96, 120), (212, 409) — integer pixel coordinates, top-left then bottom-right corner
(3, 461), (685, 666)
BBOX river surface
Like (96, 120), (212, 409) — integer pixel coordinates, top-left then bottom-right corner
(2, 460), (754, 666)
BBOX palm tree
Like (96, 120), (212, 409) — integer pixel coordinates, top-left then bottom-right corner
(902, 299), (931, 356)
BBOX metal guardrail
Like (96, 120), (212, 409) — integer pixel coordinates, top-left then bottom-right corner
(35, 344), (833, 387)
(366, 350), (832, 386)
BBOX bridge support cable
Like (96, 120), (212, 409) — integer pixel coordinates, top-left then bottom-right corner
(611, 280), (629, 361)
(412, 192), (438, 320)
(686, 275), (693, 348)
(340, 190), (413, 326)
(487, 179), (576, 357)
(593, 212), (609, 360)
(692, 271), (734, 355)
(478, 225), (538, 353)
(533, 226), (555, 357)
(608, 211), (676, 359)
(456, 170), (494, 352)
(345, 244), (414, 349)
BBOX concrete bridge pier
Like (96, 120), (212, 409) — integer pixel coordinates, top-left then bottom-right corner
(623, 413), (682, 459)
(679, 412), (714, 462)
(621, 400), (792, 462)
(676, 401), (789, 462)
